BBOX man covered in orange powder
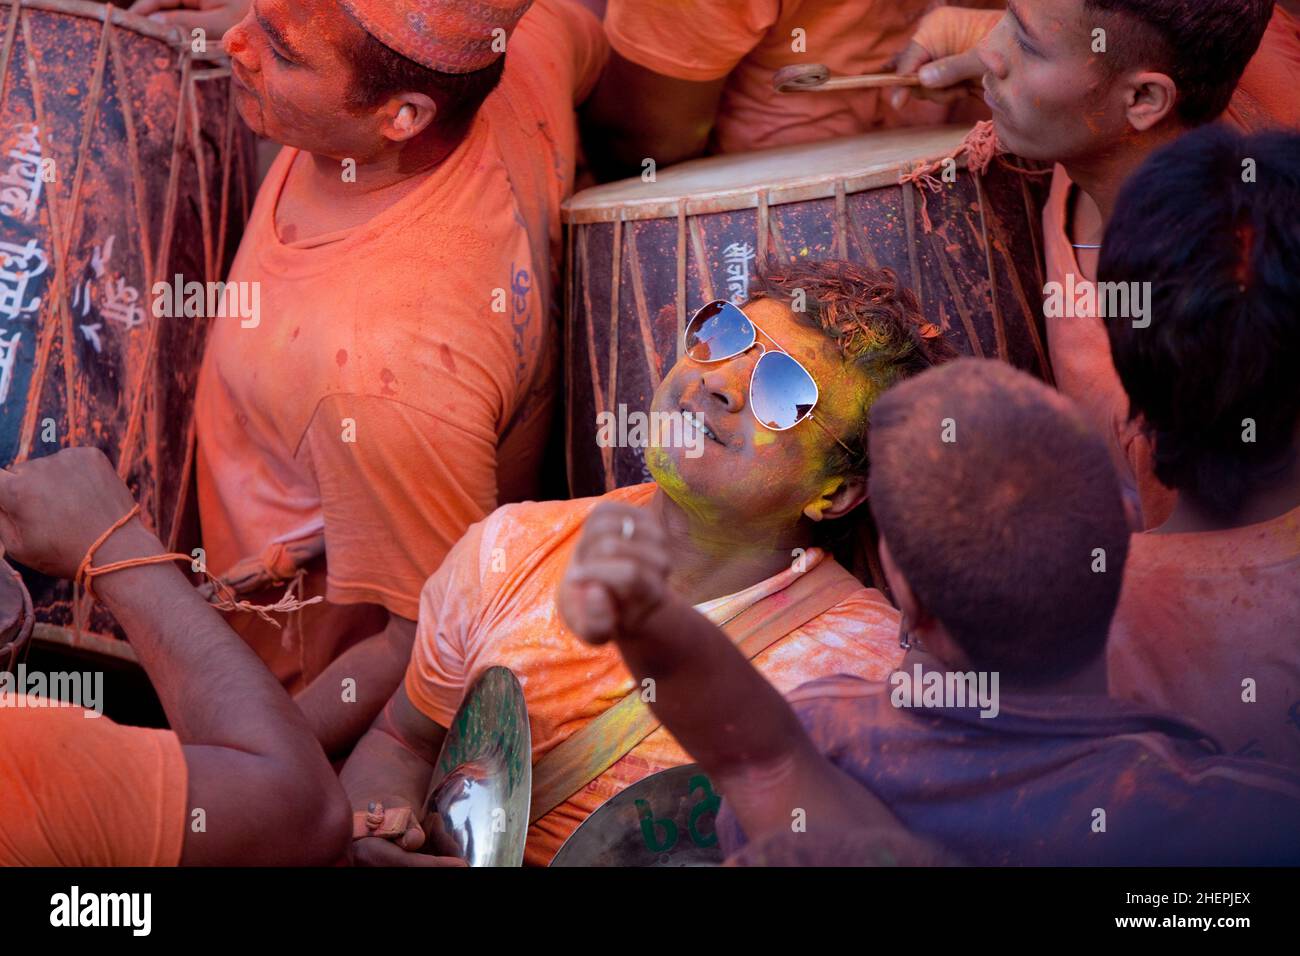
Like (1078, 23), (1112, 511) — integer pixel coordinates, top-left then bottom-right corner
(158, 1), (606, 760)
(580, 0), (1003, 180)
(560, 359), (1300, 865)
(0, 450), (349, 866)
(340, 260), (956, 866)
(1100, 127), (1300, 772)
(891, 0), (1283, 531)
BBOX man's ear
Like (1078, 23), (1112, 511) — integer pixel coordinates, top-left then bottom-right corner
(878, 535), (920, 625)
(801, 473), (868, 523)
(881, 535), (974, 669)
(378, 93), (439, 143)
(1124, 70), (1178, 132)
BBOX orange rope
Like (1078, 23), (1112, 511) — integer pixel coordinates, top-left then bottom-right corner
(73, 505), (322, 639)
(899, 120), (1050, 233)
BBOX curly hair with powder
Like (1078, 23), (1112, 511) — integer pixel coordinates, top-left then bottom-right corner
(749, 259), (958, 475)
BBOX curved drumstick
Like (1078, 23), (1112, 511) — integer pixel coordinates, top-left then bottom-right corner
(773, 64), (922, 93)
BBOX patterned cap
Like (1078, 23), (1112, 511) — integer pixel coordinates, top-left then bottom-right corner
(340, 0), (534, 74)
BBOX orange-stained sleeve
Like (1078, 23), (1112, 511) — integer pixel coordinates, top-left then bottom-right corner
(0, 707), (188, 866)
(533, 0), (610, 102)
(604, 0), (782, 81)
(304, 393), (501, 622)
(403, 515), (496, 727)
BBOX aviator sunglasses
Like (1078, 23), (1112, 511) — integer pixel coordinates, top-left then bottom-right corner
(683, 300), (859, 459)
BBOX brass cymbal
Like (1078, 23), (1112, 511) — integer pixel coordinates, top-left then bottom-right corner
(551, 764), (725, 867)
(423, 666), (532, 867)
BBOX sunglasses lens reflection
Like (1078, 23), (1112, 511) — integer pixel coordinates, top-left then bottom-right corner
(752, 351), (817, 430)
(685, 301), (754, 361)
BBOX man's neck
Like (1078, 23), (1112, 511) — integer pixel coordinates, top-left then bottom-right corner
(1063, 126), (1184, 229)
(276, 129), (465, 240)
(1156, 460), (1300, 536)
(904, 643), (1110, 699)
(649, 488), (816, 606)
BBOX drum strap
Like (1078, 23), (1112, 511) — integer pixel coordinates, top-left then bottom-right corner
(529, 559), (865, 824)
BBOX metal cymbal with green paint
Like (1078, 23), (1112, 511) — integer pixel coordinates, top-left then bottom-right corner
(422, 666), (531, 867)
(551, 764), (725, 867)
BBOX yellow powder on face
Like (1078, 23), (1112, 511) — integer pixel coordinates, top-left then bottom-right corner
(752, 428), (777, 447)
(647, 446), (722, 526)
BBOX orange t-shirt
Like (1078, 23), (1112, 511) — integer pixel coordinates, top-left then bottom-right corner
(404, 484), (905, 865)
(1108, 507), (1300, 772)
(1227, 4), (1300, 132)
(195, 1), (607, 684)
(604, 0), (954, 154)
(0, 703), (187, 866)
(1042, 165), (1178, 530)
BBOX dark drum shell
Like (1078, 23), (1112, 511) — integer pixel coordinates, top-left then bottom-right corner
(0, 0), (256, 655)
(564, 125), (1052, 497)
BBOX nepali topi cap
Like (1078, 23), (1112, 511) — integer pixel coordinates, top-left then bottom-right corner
(340, 0), (534, 74)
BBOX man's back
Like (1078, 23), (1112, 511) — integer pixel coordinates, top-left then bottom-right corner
(1109, 507), (1300, 772)
(719, 673), (1300, 865)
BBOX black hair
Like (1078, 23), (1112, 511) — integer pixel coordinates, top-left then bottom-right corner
(1100, 125), (1300, 518)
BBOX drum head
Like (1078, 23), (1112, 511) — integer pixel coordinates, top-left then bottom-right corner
(564, 125), (971, 223)
(423, 666), (531, 867)
(551, 764), (725, 867)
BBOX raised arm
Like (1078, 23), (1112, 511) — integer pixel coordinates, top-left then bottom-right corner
(557, 502), (898, 842)
(0, 448), (350, 866)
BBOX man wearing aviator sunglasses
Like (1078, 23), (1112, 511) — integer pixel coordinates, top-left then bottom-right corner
(683, 298), (866, 461)
(342, 259), (956, 866)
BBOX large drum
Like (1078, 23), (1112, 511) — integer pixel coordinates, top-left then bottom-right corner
(0, 0), (256, 683)
(564, 125), (1051, 496)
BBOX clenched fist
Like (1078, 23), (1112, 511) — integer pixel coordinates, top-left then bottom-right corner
(559, 503), (673, 646)
(889, 6), (1003, 111)
(0, 448), (144, 580)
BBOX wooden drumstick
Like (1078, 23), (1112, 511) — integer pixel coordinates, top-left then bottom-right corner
(774, 64), (923, 93)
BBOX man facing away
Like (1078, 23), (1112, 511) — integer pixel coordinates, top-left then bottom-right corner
(1101, 126), (1300, 771)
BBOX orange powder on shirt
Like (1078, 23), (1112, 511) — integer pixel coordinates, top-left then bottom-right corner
(404, 484), (905, 865)
(1227, 4), (1300, 132)
(1108, 506), (1300, 771)
(604, 0), (951, 154)
(0, 704), (187, 866)
(195, 0), (608, 687)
